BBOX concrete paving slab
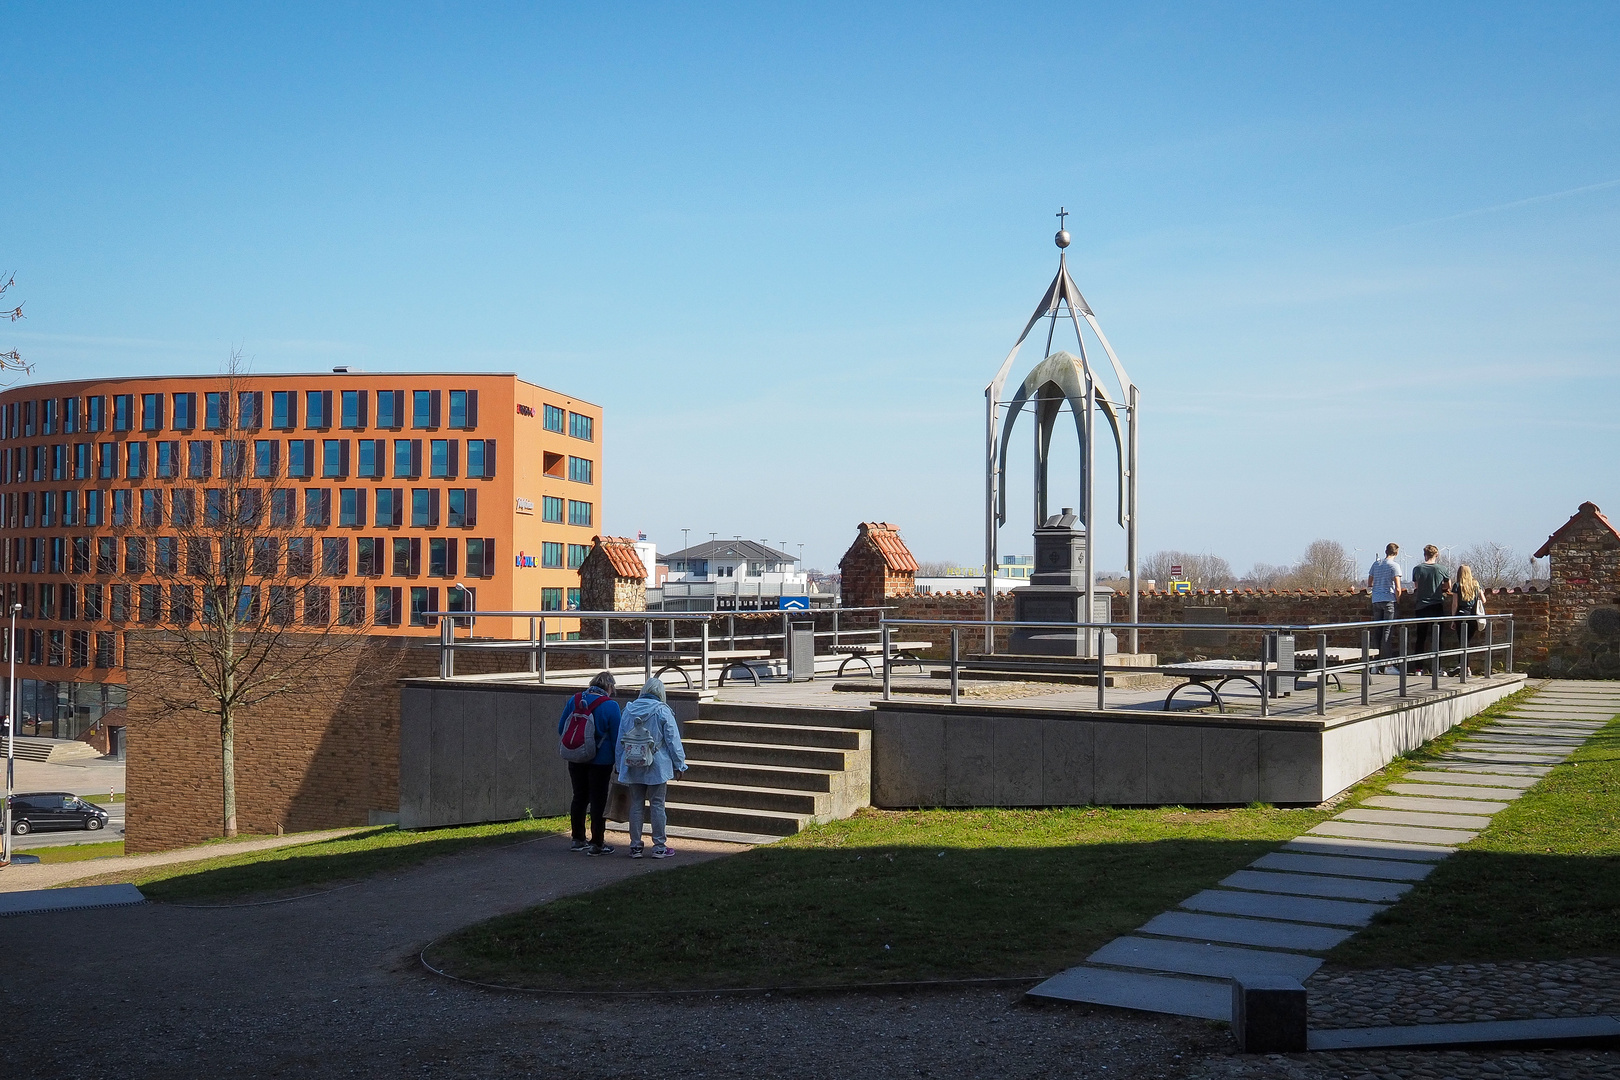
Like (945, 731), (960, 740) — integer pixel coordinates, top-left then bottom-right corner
(1088, 936), (1323, 982)
(1281, 836), (1453, 862)
(1308, 820), (1477, 846)
(1464, 735), (1584, 746)
(1026, 965), (1231, 1020)
(0, 883), (145, 916)
(1429, 759), (1556, 774)
(1457, 739), (1576, 752)
(1218, 869), (1411, 903)
(1308, 1015), (1620, 1052)
(1438, 750), (1566, 764)
(1500, 711), (1614, 721)
(1405, 769), (1539, 788)
(1388, 782), (1527, 801)
(1337, 807), (1493, 829)
(1363, 795), (1510, 815)
(1250, 851), (1435, 881)
(1139, 910), (1353, 952)
(1180, 888), (1389, 927)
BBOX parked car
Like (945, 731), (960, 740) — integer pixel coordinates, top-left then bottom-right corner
(6, 792), (110, 835)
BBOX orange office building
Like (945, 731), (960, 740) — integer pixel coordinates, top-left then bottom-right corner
(0, 371), (603, 745)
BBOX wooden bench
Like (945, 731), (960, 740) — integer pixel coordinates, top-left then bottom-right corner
(829, 641), (934, 678)
(650, 649), (772, 688)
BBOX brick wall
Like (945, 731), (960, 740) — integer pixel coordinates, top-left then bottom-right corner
(838, 524), (917, 610)
(1541, 504), (1620, 641)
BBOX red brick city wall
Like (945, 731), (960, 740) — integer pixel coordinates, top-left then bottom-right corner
(1546, 515), (1620, 640)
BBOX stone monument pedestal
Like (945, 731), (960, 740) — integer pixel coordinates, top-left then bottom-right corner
(1008, 509), (1117, 657)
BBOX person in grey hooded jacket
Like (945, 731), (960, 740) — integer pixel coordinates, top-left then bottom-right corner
(615, 677), (686, 858)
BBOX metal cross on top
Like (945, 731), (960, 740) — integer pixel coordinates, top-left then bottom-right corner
(1056, 206), (1069, 230)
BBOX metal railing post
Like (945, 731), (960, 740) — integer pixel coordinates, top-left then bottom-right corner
(1506, 617), (1514, 673)
(1459, 622), (1469, 683)
(728, 614), (735, 651)
(701, 621), (710, 691)
(1485, 618), (1494, 677)
(644, 621), (653, 685)
(1360, 629), (1370, 705)
(1259, 632), (1270, 718)
(949, 627), (959, 704)
(538, 617), (548, 684)
(439, 616), (452, 678)
(1432, 622), (1441, 691)
(528, 617), (538, 674)
(881, 623), (892, 701)
(1096, 625), (1106, 712)
(1399, 626), (1409, 698)
(1317, 633), (1328, 716)
(833, 609), (840, 649)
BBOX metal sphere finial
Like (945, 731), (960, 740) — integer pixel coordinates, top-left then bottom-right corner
(1054, 205), (1072, 249)
(1055, 229), (1071, 249)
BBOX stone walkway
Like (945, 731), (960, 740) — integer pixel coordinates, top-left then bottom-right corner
(1029, 679), (1620, 1030)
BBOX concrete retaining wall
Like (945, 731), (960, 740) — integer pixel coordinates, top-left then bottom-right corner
(871, 674), (1525, 808)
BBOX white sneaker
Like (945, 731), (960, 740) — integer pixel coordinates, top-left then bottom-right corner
(1383, 666), (1400, 675)
(652, 845), (674, 859)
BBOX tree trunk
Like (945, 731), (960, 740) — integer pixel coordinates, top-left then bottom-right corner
(221, 707), (237, 838)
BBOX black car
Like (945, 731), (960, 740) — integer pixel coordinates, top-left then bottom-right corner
(7, 792), (110, 835)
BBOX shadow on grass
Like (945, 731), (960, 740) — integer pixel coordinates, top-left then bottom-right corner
(135, 819), (564, 903)
(428, 836), (1290, 991)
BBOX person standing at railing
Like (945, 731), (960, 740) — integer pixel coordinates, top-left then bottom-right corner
(558, 671), (622, 856)
(615, 676), (687, 860)
(1451, 565), (1486, 676)
(1366, 542), (1404, 672)
(1410, 545), (1452, 674)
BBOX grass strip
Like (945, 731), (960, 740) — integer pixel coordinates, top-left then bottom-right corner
(30, 841), (126, 863)
(1329, 704), (1620, 967)
(429, 684), (1539, 991)
(68, 817), (566, 902)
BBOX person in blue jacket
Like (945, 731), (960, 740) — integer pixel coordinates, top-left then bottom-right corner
(558, 671), (622, 855)
(615, 676), (687, 859)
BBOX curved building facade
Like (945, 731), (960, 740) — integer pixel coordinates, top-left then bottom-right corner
(0, 371), (602, 744)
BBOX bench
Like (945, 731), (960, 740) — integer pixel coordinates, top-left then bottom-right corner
(1161, 659), (1336, 713)
(650, 649), (772, 688)
(829, 641), (934, 678)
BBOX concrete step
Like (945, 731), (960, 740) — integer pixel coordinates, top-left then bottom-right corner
(682, 739), (857, 771)
(664, 801), (808, 837)
(682, 760), (837, 792)
(683, 720), (869, 751)
(698, 701), (875, 730)
(672, 780), (828, 817)
(1027, 965), (1230, 1020)
(11, 737), (101, 764)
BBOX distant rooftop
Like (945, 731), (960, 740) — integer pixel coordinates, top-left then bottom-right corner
(662, 539), (796, 563)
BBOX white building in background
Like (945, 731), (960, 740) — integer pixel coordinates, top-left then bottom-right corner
(651, 539), (810, 611)
(912, 555), (1031, 595)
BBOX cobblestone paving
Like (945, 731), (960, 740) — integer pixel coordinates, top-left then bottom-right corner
(1307, 957), (1620, 1027)
(1188, 1046), (1620, 1080)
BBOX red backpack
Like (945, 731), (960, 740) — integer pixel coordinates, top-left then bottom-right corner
(558, 692), (608, 762)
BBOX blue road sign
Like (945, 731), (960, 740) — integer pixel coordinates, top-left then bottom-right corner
(778, 596), (810, 610)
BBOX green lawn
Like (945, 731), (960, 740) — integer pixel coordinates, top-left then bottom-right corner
(71, 817), (566, 901)
(83, 793), (126, 805)
(1329, 710), (1620, 967)
(32, 840), (126, 863)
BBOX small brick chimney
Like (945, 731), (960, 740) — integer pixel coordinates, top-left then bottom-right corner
(837, 522), (918, 610)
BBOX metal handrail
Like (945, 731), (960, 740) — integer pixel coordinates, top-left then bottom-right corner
(879, 613), (1515, 714)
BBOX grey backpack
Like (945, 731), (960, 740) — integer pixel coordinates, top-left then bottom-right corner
(620, 710), (659, 769)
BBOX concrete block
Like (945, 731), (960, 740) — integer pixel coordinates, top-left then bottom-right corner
(871, 709), (945, 807)
(1041, 720), (1094, 805)
(462, 693), (499, 824)
(1089, 936), (1322, 981)
(1026, 966), (1231, 1020)
(1219, 869), (1411, 903)
(427, 690), (465, 826)
(1200, 727), (1260, 804)
(491, 692), (532, 822)
(1180, 888), (1387, 928)
(1258, 730), (1321, 804)
(1232, 975), (1307, 1053)
(1094, 722), (1147, 804)
(397, 687), (433, 829)
(992, 717), (1044, 805)
(1146, 725), (1202, 805)
(945, 715), (995, 806)
(1140, 910), (1352, 951)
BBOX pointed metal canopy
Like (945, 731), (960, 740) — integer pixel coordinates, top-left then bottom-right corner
(983, 221), (1141, 652)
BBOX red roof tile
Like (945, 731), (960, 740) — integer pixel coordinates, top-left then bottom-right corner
(1533, 501), (1620, 559)
(861, 522), (918, 573)
(592, 535), (647, 580)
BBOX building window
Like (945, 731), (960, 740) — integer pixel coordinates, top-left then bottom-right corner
(357, 438), (383, 478)
(270, 489), (296, 527)
(356, 537), (382, 576)
(205, 489), (227, 526)
(238, 391), (262, 429)
(188, 440), (212, 479)
(156, 536), (178, 574)
(303, 585), (330, 626)
(86, 396), (105, 433)
(62, 397), (78, 434)
(429, 439), (457, 479)
(271, 390), (297, 429)
(62, 490), (79, 526)
(393, 536), (420, 577)
(139, 584), (162, 622)
(221, 439), (247, 479)
(41, 398), (57, 435)
(393, 438), (420, 479)
(155, 440), (180, 478)
(411, 390), (439, 429)
(51, 443), (67, 481)
(304, 488), (331, 528)
(448, 389), (477, 429)
(543, 404), (565, 433)
(374, 586), (401, 626)
(568, 500), (593, 527)
(376, 390), (403, 428)
(110, 584), (130, 623)
(409, 586), (437, 626)
(287, 439), (314, 478)
(375, 487), (402, 527)
(72, 536), (90, 574)
(171, 392), (195, 429)
(465, 537), (487, 577)
(124, 537), (146, 575)
(541, 541), (564, 568)
(410, 488), (438, 527)
(170, 584), (195, 625)
(338, 586), (366, 627)
(322, 438), (348, 478)
(205, 392), (229, 431)
(140, 489), (163, 528)
(339, 488), (366, 527)
(122, 442), (143, 479)
(73, 442), (90, 480)
(541, 587), (563, 611)
(98, 443), (117, 480)
(541, 496), (564, 523)
(111, 489), (133, 527)
(568, 456), (592, 484)
(321, 537), (348, 576)
(287, 537), (312, 577)
(254, 439), (278, 479)
(568, 411), (593, 441)
(268, 586), (295, 626)
(341, 390), (367, 429)
(428, 537), (454, 577)
(113, 395), (134, 432)
(306, 390), (332, 429)
(446, 488), (476, 528)
(567, 543), (590, 569)
(465, 439), (493, 479)
(70, 630), (88, 667)
(141, 393), (164, 432)
(94, 632), (115, 668)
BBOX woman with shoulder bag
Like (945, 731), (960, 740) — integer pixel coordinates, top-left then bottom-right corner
(1450, 565), (1486, 675)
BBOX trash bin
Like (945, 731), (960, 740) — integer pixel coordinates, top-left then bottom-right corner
(1265, 634), (1296, 698)
(787, 621), (816, 682)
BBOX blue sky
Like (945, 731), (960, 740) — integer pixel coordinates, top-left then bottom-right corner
(8, 4), (1618, 574)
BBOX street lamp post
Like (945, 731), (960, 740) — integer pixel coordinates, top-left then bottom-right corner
(4, 602), (21, 865)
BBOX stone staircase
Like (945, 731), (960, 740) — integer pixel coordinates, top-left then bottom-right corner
(648, 702), (873, 846)
(10, 737), (103, 764)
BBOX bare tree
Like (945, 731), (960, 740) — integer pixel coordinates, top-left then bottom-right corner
(914, 559), (963, 577)
(1, 273), (31, 379)
(1240, 562), (1294, 589)
(1458, 541), (1531, 589)
(1293, 539), (1358, 589)
(119, 351), (378, 837)
(1142, 550), (1235, 589)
